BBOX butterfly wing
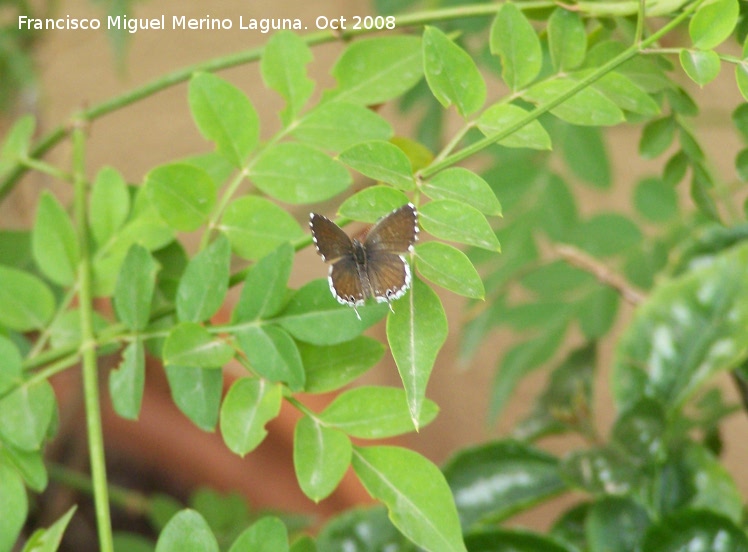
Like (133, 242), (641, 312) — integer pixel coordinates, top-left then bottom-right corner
(328, 255), (367, 307)
(366, 251), (411, 303)
(310, 213), (354, 263)
(364, 203), (418, 254)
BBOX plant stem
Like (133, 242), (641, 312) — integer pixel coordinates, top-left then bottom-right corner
(71, 120), (114, 552)
(49, 463), (151, 515)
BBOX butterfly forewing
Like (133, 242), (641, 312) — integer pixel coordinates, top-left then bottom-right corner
(310, 213), (354, 263)
(364, 203), (418, 254)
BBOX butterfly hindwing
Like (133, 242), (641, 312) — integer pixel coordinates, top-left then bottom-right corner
(328, 255), (366, 307)
(366, 250), (410, 303)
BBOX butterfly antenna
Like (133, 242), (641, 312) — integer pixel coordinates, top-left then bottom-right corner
(388, 301), (395, 314)
(353, 305), (362, 321)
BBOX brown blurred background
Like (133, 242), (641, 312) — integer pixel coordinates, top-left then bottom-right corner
(3, 0), (748, 543)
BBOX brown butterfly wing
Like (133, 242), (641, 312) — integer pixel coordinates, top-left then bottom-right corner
(366, 251), (411, 303)
(309, 213), (354, 263)
(328, 256), (366, 307)
(364, 203), (418, 254)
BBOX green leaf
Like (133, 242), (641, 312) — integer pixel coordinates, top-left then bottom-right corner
(145, 163), (216, 232)
(663, 150), (689, 187)
(610, 398), (666, 463)
(352, 446), (466, 552)
(386, 277), (447, 427)
(229, 517), (289, 552)
(176, 234), (230, 322)
(524, 78), (624, 126)
(592, 72), (661, 116)
(155, 509), (219, 552)
(0, 266), (55, 331)
(235, 325), (304, 390)
(2, 443), (47, 492)
(490, 3), (542, 90)
(22, 507), (78, 552)
(294, 415), (352, 502)
(422, 26), (486, 116)
(0, 115), (34, 180)
(613, 242), (748, 411)
(633, 176), (678, 221)
(89, 166), (130, 247)
(489, 328), (566, 421)
(233, 243), (293, 322)
(164, 322), (233, 368)
(537, 174), (578, 240)
(680, 49), (721, 86)
(689, 0), (739, 50)
(251, 143), (351, 204)
(338, 140), (413, 190)
(317, 507), (403, 551)
(578, 286), (619, 339)
(220, 196), (303, 261)
(114, 244), (158, 331)
(109, 340), (146, 420)
(672, 445), (743, 522)
(520, 260), (592, 296)
(691, 167), (720, 221)
(736, 37), (748, 101)
(276, 279), (387, 345)
(640, 510), (748, 551)
(732, 103), (748, 142)
(261, 30), (314, 124)
(639, 116), (676, 159)
(0, 230), (32, 269)
(586, 498), (650, 552)
(516, 344), (595, 441)
(165, 366), (222, 431)
(0, 377), (55, 451)
(338, 186), (410, 223)
(423, 168), (502, 216)
(737, 148), (748, 181)
(220, 378), (282, 456)
(189, 72), (259, 167)
(292, 102), (392, 152)
(419, 200), (500, 251)
(548, 8), (586, 71)
(561, 447), (638, 495)
(558, 124), (612, 188)
(32, 191), (79, 286)
(569, 213), (642, 257)
(465, 530), (576, 552)
(415, 242), (484, 299)
(330, 36), (423, 105)
(320, 386), (438, 438)
(299, 337), (385, 393)
(477, 104), (551, 150)
(0, 462), (27, 552)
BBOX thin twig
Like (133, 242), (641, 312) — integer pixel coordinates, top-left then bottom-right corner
(555, 244), (645, 306)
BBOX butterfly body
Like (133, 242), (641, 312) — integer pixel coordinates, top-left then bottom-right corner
(310, 203), (418, 317)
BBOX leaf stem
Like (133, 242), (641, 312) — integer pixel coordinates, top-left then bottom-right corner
(71, 119), (114, 552)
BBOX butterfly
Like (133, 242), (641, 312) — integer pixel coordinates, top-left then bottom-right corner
(309, 203), (418, 319)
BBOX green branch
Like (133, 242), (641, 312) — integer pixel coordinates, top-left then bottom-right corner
(72, 121), (114, 552)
